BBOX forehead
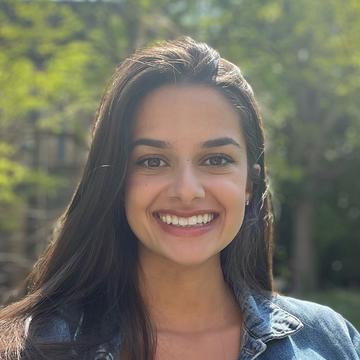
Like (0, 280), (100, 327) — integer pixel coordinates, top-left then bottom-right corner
(132, 84), (244, 146)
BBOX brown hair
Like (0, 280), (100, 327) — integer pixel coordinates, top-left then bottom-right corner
(0, 37), (273, 359)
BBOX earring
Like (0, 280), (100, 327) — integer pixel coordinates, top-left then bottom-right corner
(245, 199), (250, 206)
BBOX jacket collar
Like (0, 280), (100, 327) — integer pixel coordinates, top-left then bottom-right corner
(233, 287), (304, 359)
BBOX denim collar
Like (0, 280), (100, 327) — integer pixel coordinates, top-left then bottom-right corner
(233, 288), (304, 359)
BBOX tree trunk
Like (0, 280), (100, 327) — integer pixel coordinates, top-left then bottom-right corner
(293, 197), (316, 293)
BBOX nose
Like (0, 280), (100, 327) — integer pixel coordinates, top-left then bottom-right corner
(167, 162), (205, 204)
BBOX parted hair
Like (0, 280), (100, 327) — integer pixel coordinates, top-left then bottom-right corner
(0, 36), (273, 360)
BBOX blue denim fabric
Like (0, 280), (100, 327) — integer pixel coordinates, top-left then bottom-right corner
(237, 292), (360, 359)
(27, 304), (83, 343)
(30, 291), (360, 359)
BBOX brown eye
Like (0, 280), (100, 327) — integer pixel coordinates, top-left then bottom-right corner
(203, 154), (234, 166)
(136, 157), (168, 168)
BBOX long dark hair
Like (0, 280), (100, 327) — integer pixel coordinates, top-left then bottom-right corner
(0, 37), (273, 359)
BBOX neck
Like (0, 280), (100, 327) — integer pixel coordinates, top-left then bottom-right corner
(138, 252), (242, 334)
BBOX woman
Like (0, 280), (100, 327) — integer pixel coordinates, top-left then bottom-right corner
(0, 37), (359, 360)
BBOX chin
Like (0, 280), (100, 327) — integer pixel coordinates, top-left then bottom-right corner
(161, 251), (220, 268)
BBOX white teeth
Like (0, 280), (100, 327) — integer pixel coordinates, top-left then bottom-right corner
(189, 216), (197, 225)
(158, 213), (215, 227)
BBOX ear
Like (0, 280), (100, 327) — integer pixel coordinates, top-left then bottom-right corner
(246, 164), (261, 204)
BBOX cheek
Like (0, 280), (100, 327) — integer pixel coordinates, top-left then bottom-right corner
(206, 175), (247, 202)
(124, 175), (164, 214)
(207, 177), (247, 233)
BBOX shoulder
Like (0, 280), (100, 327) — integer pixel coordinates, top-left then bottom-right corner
(273, 293), (352, 330)
(271, 293), (360, 356)
(26, 305), (83, 343)
(273, 293), (338, 319)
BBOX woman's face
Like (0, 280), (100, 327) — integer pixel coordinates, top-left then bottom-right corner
(125, 84), (250, 268)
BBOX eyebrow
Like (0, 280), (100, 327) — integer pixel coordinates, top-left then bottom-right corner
(130, 137), (241, 150)
(202, 137), (241, 149)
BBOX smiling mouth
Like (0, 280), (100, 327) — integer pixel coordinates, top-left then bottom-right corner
(155, 212), (218, 227)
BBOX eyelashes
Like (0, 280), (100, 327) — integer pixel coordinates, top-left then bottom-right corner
(136, 157), (168, 168)
(202, 154), (235, 167)
(135, 154), (235, 169)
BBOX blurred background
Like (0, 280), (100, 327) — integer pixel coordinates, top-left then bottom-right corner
(0, 0), (359, 328)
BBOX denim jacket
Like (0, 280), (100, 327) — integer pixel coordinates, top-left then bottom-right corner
(29, 291), (360, 359)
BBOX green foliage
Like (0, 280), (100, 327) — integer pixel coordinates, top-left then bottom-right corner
(0, 1), (92, 233)
(0, 142), (62, 232)
(0, 143), (28, 204)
